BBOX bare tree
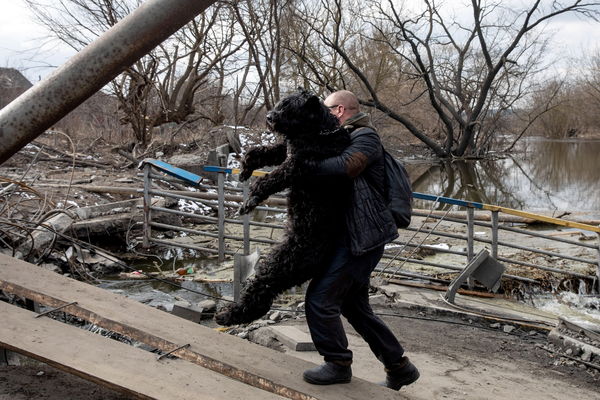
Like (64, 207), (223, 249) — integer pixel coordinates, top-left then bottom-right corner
(290, 0), (600, 157)
(226, 0), (295, 126)
(25, 0), (243, 145)
(572, 48), (600, 131)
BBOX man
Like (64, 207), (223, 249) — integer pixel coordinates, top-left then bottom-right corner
(302, 90), (419, 390)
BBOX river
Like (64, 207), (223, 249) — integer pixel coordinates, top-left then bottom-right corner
(411, 137), (600, 216)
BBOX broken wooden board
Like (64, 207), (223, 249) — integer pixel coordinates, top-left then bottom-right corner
(0, 301), (284, 400)
(0, 254), (406, 400)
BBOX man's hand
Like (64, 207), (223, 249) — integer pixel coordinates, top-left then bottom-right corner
(239, 196), (260, 215)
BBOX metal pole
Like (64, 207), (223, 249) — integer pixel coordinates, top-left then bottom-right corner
(0, 0), (216, 165)
(233, 255), (241, 302)
(143, 164), (152, 248)
(217, 172), (226, 263)
(467, 207), (474, 261)
(243, 181), (250, 255)
(491, 210), (499, 259)
(466, 207), (475, 289)
(596, 228), (600, 294)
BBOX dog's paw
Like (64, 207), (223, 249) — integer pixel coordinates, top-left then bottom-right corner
(214, 307), (233, 326)
(239, 168), (253, 182)
(239, 196), (260, 215)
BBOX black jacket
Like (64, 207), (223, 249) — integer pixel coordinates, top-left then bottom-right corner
(316, 113), (398, 255)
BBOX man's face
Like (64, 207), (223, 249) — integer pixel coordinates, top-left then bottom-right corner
(324, 95), (344, 121)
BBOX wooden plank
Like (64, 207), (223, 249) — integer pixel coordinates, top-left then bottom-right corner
(0, 254), (406, 400)
(0, 301), (283, 400)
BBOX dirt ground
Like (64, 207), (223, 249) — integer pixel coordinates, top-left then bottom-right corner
(286, 308), (600, 400)
(0, 363), (129, 400)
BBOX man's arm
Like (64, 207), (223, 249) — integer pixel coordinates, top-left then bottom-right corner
(312, 129), (381, 178)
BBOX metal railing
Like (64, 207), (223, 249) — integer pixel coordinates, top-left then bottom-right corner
(139, 161), (600, 293)
(140, 160), (285, 263)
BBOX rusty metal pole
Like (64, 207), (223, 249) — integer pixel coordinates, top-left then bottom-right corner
(143, 164), (152, 248)
(596, 228), (600, 294)
(243, 181), (250, 255)
(0, 0), (216, 165)
(217, 171), (227, 263)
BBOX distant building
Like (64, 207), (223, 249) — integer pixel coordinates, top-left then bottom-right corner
(0, 68), (33, 110)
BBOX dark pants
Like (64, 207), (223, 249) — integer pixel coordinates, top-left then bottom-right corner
(305, 242), (405, 366)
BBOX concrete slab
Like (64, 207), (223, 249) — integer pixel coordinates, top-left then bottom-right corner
(171, 301), (206, 323)
(270, 325), (316, 352)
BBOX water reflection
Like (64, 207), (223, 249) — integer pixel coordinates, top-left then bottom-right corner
(412, 138), (600, 213)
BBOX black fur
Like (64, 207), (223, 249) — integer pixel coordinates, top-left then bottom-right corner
(215, 89), (351, 326)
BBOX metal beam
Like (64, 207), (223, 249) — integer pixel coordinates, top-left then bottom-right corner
(0, 0), (216, 165)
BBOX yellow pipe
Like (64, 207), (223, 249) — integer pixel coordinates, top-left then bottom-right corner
(230, 168), (270, 177)
(483, 205), (600, 233)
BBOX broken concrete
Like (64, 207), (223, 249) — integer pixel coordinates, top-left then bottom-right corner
(269, 325), (316, 352)
(17, 211), (75, 256)
(171, 300), (217, 323)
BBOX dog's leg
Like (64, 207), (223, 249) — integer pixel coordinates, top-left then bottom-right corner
(239, 160), (293, 215)
(240, 142), (287, 181)
(214, 274), (278, 325)
(215, 236), (330, 326)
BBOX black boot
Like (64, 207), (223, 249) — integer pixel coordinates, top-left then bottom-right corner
(381, 357), (419, 390)
(303, 361), (352, 385)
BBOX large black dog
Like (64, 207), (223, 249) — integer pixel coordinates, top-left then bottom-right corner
(215, 89), (351, 326)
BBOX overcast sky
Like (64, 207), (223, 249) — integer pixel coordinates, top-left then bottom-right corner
(1, 1), (600, 83)
(0, 2), (76, 82)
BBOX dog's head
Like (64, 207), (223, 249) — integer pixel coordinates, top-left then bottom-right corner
(266, 89), (339, 138)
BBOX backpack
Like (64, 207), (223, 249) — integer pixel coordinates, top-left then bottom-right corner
(383, 149), (412, 228)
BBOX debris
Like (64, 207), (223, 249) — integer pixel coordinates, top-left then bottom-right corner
(176, 267), (195, 276)
(40, 263), (62, 274)
(171, 300), (216, 323)
(197, 300), (217, 314)
(268, 325), (316, 352)
(18, 211), (75, 256)
(429, 243), (451, 250)
(269, 311), (282, 322)
(119, 270), (147, 279)
(368, 294), (388, 306)
(114, 177), (135, 183)
(503, 325), (516, 333)
(578, 233), (596, 241)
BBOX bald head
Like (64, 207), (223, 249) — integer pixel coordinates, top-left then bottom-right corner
(324, 90), (360, 124)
